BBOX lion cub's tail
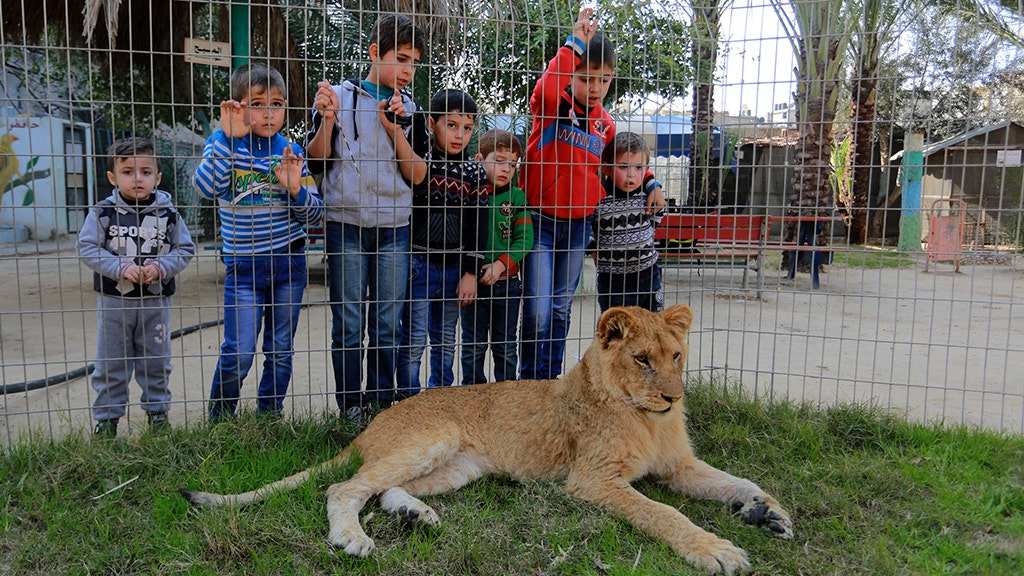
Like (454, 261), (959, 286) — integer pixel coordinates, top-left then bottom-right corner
(180, 447), (352, 508)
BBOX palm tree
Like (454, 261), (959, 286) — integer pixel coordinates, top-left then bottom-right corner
(841, 0), (894, 243)
(841, 0), (1024, 244)
(772, 0), (853, 219)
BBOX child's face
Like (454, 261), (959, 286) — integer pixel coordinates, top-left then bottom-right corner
(243, 86), (287, 138)
(477, 148), (518, 188)
(604, 150), (647, 192)
(370, 44), (420, 91)
(429, 113), (475, 155)
(107, 155), (161, 201)
(571, 63), (615, 109)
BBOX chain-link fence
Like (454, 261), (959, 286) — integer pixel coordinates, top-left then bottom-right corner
(2, 1), (1023, 445)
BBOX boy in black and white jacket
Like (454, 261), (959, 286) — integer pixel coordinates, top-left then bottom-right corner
(589, 131), (664, 313)
(77, 137), (195, 437)
(397, 88), (491, 393)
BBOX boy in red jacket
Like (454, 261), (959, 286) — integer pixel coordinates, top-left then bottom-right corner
(519, 8), (662, 380)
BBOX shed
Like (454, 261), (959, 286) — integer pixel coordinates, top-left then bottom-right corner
(891, 121), (1024, 245)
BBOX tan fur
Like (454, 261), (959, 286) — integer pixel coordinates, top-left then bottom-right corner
(181, 305), (793, 575)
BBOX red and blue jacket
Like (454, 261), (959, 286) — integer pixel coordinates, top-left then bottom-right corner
(520, 41), (615, 220)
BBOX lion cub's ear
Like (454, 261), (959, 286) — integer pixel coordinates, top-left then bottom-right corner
(598, 307), (641, 348)
(661, 304), (694, 334)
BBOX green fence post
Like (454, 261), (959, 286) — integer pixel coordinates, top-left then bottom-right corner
(231, 1), (249, 69)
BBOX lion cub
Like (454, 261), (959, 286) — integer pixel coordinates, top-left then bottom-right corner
(182, 305), (793, 574)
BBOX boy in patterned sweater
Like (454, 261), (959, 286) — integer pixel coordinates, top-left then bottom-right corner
(193, 62), (325, 420)
(78, 137), (195, 437)
(461, 129), (534, 385)
(589, 131), (664, 313)
(397, 89), (490, 393)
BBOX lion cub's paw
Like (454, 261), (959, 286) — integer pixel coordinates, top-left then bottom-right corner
(379, 488), (441, 526)
(685, 537), (751, 575)
(733, 494), (794, 539)
(396, 503), (440, 526)
(329, 526), (375, 557)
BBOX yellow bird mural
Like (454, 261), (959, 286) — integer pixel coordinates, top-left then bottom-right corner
(0, 133), (19, 193)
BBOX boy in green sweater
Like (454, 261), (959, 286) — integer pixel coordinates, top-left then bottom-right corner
(460, 129), (534, 384)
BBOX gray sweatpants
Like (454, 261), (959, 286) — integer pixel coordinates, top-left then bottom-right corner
(91, 293), (174, 421)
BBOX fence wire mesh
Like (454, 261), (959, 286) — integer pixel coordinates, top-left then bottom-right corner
(2, 0), (1023, 445)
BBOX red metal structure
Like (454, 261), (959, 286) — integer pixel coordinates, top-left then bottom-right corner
(924, 198), (966, 273)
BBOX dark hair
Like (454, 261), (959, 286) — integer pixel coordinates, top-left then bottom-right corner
(579, 31), (616, 70)
(601, 131), (649, 166)
(107, 137), (158, 172)
(230, 62), (286, 101)
(429, 89), (478, 120)
(477, 129), (522, 160)
(369, 13), (426, 60)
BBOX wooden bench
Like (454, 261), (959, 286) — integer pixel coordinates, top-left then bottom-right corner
(654, 213), (766, 293)
(654, 212), (847, 295)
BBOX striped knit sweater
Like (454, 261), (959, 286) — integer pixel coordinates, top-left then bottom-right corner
(589, 174), (663, 275)
(193, 131), (324, 254)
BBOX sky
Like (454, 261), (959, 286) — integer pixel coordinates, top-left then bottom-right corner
(717, 0), (798, 118)
(626, 0), (798, 119)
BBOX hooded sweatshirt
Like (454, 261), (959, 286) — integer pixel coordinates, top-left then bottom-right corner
(77, 189), (195, 298)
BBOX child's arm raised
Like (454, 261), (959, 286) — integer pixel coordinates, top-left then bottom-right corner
(278, 144), (326, 226)
(379, 94), (427, 186)
(305, 80), (339, 160)
(644, 172), (666, 215)
(219, 100), (250, 139)
(530, 8), (598, 115)
(193, 102), (249, 201)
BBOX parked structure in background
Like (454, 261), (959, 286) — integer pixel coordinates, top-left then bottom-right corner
(890, 121), (1024, 248)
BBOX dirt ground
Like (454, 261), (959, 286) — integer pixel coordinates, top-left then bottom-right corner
(2, 238), (1023, 445)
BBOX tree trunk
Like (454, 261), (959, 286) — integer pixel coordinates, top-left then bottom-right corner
(690, 1), (720, 210)
(784, 32), (841, 268)
(842, 54), (879, 244)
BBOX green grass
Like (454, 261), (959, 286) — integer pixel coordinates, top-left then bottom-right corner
(2, 382), (1022, 575)
(830, 246), (917, 268)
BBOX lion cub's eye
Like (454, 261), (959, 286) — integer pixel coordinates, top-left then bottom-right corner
(673, 352), (682, 363)
(634, 354), (650, 367)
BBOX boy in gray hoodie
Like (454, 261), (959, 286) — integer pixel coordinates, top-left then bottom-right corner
(305, 13), (430, 416)
(77, 137), (195, 437)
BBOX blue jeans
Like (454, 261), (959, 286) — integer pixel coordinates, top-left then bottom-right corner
(398, 253), (462, 391)
(460, 276), (522, 385)
(209, 252), (307, 419)
(519, 213), (590, 380)
(327, 221), (409, 409)
(597, 264), (664, 313)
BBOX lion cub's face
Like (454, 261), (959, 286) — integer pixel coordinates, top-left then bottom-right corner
(597, 305), (694, 414)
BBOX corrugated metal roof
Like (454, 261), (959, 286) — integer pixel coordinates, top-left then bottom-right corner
(890, 121), (1023, 161)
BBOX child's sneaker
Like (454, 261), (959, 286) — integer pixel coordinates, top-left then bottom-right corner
(147, 411), (170, 434)
(93, 419), (118, 438)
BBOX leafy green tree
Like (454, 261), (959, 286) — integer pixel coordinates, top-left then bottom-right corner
(840, 0), (1024, 243)
(429, 1), (692, 119)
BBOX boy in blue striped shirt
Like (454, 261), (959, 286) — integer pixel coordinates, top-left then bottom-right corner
(194, 62), (325, 420)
